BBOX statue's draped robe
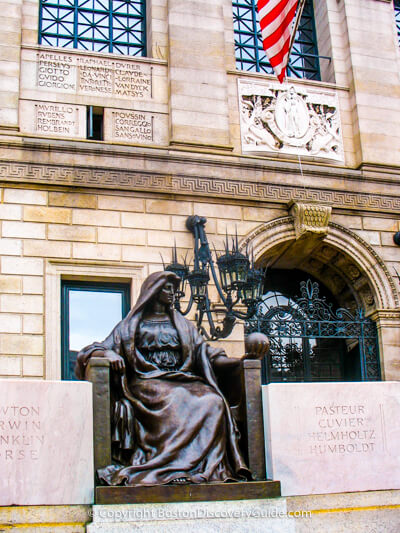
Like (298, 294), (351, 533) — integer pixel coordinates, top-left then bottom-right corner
(75, 272), (250, 486)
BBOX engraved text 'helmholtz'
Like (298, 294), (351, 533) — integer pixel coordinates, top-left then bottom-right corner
(307, 403), (377, 456)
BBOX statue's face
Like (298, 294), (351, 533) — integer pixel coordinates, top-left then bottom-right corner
(157, 281), (175, 306)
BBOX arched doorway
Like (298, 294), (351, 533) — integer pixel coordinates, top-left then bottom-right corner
(240, 217), (398, 382)
(246, 269), (380, 384)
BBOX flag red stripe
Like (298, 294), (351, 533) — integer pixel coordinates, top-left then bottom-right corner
(257, 0), (299, 83)
(259, 0), (295, 28)
(260, 3), (297, 40)
(261, 5), (297, 49)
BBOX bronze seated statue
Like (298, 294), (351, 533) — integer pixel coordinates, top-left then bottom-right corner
(75, 271), (269, 487)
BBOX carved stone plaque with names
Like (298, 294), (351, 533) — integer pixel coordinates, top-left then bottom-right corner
(29, 50), (154, 101)
(0, 380), (93, 505)
(262, 382), (400, 496)
(19, 100), (86, 138)
(103, 109), (168, 145)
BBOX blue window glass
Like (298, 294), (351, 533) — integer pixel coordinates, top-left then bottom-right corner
(61, 280), (131, 380)
(395, 0), (400, 46)
(39, 0), (146, 57)
(233, 0), (321, 80)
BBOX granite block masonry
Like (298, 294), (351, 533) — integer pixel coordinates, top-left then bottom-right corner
(262, 382), (400, 496)
(0, 380), (93, 505)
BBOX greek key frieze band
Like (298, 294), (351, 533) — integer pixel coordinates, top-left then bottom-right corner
(1, 161), (400, 213)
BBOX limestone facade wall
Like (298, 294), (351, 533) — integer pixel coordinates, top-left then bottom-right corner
(0, 182), (399, 380)
(0, 0), (400, 380)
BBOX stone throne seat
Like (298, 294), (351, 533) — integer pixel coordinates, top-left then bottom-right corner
(85, 354), (281, 504)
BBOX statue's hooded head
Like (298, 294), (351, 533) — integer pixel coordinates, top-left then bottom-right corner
(126, 271), (181, 319)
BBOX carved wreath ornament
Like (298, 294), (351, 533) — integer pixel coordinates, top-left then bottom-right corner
(239, 81), (344, 162)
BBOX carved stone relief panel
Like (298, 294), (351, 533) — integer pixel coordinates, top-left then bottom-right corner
(238, 79), (344, 162)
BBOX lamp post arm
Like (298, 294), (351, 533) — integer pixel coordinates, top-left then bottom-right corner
(231, 308), (254, 320)
(208, 254), (230, 307)
(199, 304), (236, 341)
(187, 216), (229, 307)
(176, 292), (194, 316)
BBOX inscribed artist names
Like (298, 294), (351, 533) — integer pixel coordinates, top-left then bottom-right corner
(34, 51), (153, 100)
(19, 100), (86, 138)
(103, 108), (168, 145)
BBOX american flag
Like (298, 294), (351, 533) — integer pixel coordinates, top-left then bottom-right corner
(257, 0), (300, 83)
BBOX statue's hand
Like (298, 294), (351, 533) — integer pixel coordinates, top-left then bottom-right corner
(103, 350), (125, 374)
(244, 332), (270, 360)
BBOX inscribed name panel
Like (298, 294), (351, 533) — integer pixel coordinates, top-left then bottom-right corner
(0, 380), (93, 504)
(262, 382), (400, 496)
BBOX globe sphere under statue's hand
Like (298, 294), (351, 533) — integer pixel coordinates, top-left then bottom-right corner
(244, 332), (270, 360)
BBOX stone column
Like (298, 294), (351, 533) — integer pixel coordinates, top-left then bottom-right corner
(167, 0), (232, 151)
(0, 0), (22, 131)
(339, 0), (400, 167)
(370, 309), (400, 381)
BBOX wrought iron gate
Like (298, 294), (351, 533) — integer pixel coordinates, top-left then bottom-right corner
(246, 280), (380, 384)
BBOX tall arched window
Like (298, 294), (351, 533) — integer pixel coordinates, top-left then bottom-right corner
(233, 0), (321, 80)
(39, 0), (146, 56)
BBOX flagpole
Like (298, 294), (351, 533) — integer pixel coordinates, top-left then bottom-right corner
(289, 0), (307, 199)
(288, 0), (306, 56)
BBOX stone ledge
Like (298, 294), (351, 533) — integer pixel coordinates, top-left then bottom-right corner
(0, 504), (90, 526)
(2, 160), (400, 216)
(286, 489), (400, 512)
(88, 499), (293, 533)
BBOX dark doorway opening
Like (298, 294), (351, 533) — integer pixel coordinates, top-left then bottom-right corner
(246, 269), (380, 384)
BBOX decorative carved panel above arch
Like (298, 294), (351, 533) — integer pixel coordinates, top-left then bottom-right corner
(288, 201), (332, 240)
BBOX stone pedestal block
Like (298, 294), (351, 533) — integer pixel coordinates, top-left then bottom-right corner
(262, 382), (400, 496)
(0, 379), (93, 505)
(87, 500), (295, 533)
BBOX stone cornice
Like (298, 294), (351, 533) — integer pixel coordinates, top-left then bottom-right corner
(2, 159), (400, 216)
(368, 309), (400, 323)
(2, 137), (400, 187)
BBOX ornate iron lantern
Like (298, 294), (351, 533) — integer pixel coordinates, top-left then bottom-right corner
(216, 234), (249, 292)
(165, 215), (265, 340)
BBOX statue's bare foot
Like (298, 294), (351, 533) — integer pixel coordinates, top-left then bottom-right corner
(169, 477), (191, 485)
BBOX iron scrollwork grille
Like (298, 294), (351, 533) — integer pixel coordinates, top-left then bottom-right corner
(246, 280), (380, 383)
(232, 0), (321, 80)
(39, 0), (146, 57)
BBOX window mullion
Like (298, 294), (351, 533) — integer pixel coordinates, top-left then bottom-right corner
(108, 0), (113, 54)
(74, 0), (78, 49)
